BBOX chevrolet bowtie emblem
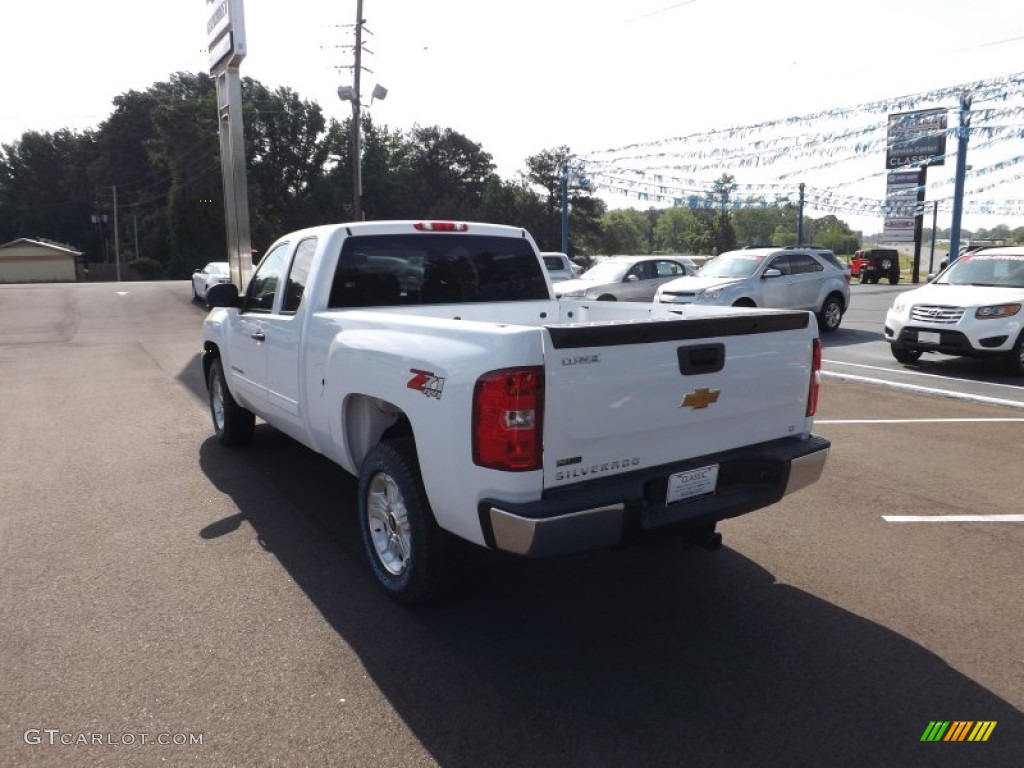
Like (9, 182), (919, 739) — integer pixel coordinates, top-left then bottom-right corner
(680, 387), (720, 409)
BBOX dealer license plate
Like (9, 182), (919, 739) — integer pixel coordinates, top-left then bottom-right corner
(918, 331), (941, 344)
(666, 464), (719, 505)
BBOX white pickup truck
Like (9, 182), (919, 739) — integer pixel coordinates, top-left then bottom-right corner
(202, 221), (830, 603)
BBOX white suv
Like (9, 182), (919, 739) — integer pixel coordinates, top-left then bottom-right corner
(885, 246), (1024, 373)
(655, 247), (851, 332)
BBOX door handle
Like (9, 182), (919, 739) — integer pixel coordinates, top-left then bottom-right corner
(251, 330), (265, 342)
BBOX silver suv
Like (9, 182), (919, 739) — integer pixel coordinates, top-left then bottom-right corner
(654, 247), (851, 332)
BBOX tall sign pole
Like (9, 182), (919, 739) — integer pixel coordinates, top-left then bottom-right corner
(947, 92), (973, 263)
(206, 0), (253, 290)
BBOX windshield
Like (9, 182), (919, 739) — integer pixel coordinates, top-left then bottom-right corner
(698, 253), (764, 279)
(936, 253), (1024, 288)
(578, 261), (630, 282)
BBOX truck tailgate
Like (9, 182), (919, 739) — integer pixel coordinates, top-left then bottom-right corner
(542, 312), (815, 489)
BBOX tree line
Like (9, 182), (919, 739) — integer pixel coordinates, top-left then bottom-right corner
(2, 71), (1016, 279)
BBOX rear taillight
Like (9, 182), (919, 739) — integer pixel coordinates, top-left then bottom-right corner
(413, 221), (468, 232)
(807, 338), (821, 417)
(472, 367), (544, 471)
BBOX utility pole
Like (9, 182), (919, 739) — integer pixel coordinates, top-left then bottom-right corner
(112, 185), (121, 282)
(947, 91), (972, 263)
(351, 0), (364, 221)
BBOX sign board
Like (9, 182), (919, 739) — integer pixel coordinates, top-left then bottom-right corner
(206, 0), (246, 72)
(886, 108), (947, 169)
(882, 170), (922, 243)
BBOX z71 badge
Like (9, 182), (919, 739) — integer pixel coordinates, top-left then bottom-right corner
(407, 369), (445, 400)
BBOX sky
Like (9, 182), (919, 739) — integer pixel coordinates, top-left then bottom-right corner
(3, 0), (1023, 236)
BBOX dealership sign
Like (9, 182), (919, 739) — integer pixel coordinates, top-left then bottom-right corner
(883, 170), (923, 243)
(886, 108), (947, 169)
(206, 0), (246, 72)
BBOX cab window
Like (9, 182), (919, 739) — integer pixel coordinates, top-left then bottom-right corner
(244, 243), (289, 312)
(282, 238), (316, 313)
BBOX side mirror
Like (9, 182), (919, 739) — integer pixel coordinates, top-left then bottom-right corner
(762, 268), (782, 279)
(625, 274), (639, 282)
(206, 282), (240, 308)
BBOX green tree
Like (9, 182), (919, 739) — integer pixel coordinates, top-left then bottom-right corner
(595, 209), (647, 255)
(521, 147), (604, 256)
(653, 206), (699, 252)
(0, 129), (98, 258)
(406, 126), (496, 219)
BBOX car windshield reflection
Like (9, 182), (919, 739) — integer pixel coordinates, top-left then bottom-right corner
(698, 255), (763, 279)
(937, 254), (1024, 288)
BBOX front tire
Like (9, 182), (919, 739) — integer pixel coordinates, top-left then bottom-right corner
(1004, 332), (1024, 375)
(358, 438), (456, 604)
(818, 294), (844, 333)
(891, 344), (923, 364)
(207, 358), (255, 446)
(597, 294), (617, 301)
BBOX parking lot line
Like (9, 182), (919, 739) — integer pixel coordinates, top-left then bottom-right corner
(821, 371), (1024, 409)
(818, 418), (1024, 424)
(823, 359), (1024, 392)
(882, 515), (1024, 522)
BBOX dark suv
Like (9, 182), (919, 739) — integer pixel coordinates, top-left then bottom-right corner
(851, 248), (900, 284)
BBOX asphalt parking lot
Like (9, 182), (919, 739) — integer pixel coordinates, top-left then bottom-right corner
(1, 280), (1021, 768)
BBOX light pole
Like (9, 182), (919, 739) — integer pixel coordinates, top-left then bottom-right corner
(337, 84), (362, 221)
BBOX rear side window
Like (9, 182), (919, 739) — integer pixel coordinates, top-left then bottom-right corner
(543, 256), (565, 271)
(328, 234), (549, 308)
(790, 253), (824, 274)
(814, 250), (846, 271)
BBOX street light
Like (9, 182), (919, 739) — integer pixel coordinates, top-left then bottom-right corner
(338, 82), (386, 222)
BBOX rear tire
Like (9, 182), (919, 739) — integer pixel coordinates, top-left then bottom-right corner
(858, 272), (868, 284)
(818, 294), (844, 333)
(891, 344), (923, 364)
(207, 358), (255, 446)
(597, 294), (617, 301)
(358, 438), (457, 604)
(888, 274), (900, 285)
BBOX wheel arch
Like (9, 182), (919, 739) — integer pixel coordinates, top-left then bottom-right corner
(343, 393), (415, 470)
(202, 342), (221, 388)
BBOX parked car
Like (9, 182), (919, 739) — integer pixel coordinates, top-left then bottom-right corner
(540, 252), (582, 283)
(850, 248), (900, 284)
(552, 256), (697, 301)
(192, 262), (231, 306)
(885, 245), (1024, 373)
(654, 247), (851, 332)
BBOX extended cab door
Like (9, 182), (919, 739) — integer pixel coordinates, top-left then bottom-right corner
(225, 242), (290, 407)
(263, 237), (317, 431)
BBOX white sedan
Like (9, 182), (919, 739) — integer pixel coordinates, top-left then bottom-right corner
(192, 262), (231, 306)
(553, 256), (696, 302)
